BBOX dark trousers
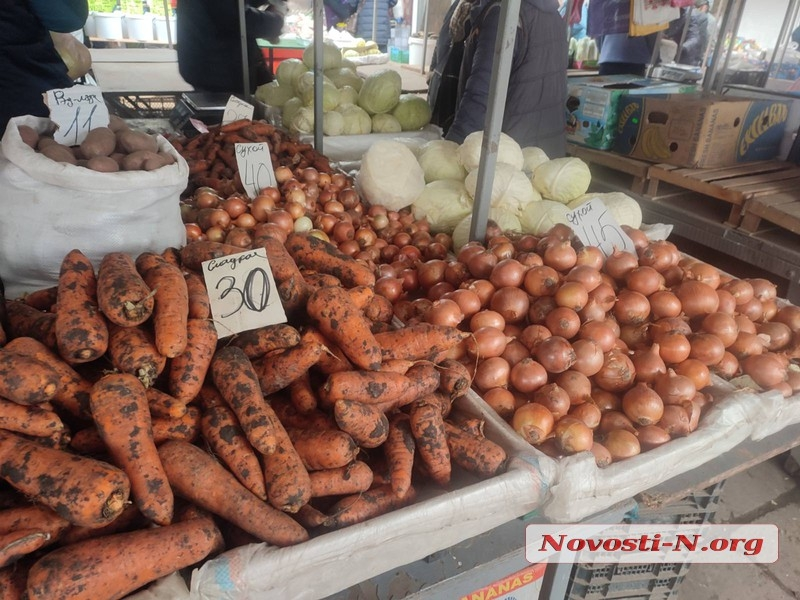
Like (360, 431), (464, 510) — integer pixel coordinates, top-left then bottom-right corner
(598, 62), (647, 77)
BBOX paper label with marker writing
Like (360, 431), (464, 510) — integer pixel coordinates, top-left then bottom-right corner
(567, 198), (636, 256)
(222, 96), (255, 125)
(45, 84), (110, 146)
(235, 143), (277, 198)
(202, 247), (286, 338)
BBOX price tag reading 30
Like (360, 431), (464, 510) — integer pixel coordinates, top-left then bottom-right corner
(567, 197), (637, 257)
(222, 95), (255, 125)
(202, 247), (287, 338)
(45, 84), (110, 146)
(235, 142), (277, 198)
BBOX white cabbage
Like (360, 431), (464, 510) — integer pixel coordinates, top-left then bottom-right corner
(391, 94), (432, 131)
(290, 106), (314, 135)
(337, 85), (359, 106)
(452, 210), (523, 252)
(302, 39), (342, 70)
(336, 103), (372, 135)
(255, 81), (295, 107)
(464, 162), (542, 216)
(532, 157), (592, 203)
(323, 110), (345, 136)
(411, 180), (474, 234)
(325, 67), (364, 91)
(358, 69), (402, 115)
(356, 140), (425, 210)
(519, 200), (571, 236)
(300, 79), (340, 112)
(417, 140), (466, 183)
(569, 192), (643, 229)
(521, 146), (549, 175)
(371, 113), (402, 133)
(275, 58), (308, 91)
(458, 131), (524, 172)
(281, 97), (304, 128)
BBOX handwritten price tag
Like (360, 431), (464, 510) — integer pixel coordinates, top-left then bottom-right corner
(45, 85), (110, 146)
(567, 197), (637, 257)
(202, 247), (287, 338)
(222, 96), (255, 125)
(235, 142), (277, 198)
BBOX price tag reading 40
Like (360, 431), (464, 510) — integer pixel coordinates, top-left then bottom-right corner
(567, 197), (637, 257)
(235, 142), (277, 198)
(202, 247), (287, 338)
(45, 84), (110, 146)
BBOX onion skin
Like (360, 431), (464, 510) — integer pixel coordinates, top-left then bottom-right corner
(594, 350), (636, 393)
(512, 402), (554, 445)
(741, 353), (788, 389)
(534, 336), (577, 374)
(622, 383), (665, 426)
(674, 280), (720, 318)
(483, 387), (516, 421)
(603, 429), (641, 460)
(653, 369), (697, 405)
(533, 383), (571, 420)
(658, 404), (691, 437)
(599, 410), (637, 435)
(590, 441), (613, 468)
(569, 402), (602, 429)
(554, 416), (594, 454)
(636, 425), (671, 451)
(631, 344), (667, 384)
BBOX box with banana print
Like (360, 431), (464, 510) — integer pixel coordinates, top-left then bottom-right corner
(614, 95), (790, 168)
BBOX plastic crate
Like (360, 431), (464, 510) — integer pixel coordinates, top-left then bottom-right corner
(563, 481), (726, 600)
(104, 93), (179, 119)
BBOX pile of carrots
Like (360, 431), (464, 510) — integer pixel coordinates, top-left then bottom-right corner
(0, 231), (508, 600)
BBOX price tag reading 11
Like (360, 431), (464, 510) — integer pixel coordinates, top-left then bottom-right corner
(45, 84), (110, 146)
(202, 247), (287, 338)
(235, 142), (277, 199)
(566, 197), (637, 257)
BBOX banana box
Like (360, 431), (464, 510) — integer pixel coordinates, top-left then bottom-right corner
(614, 95), (790, 168)
(565, 77), (696, 150)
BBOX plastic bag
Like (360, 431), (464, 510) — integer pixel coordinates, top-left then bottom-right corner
(0, 116), (188, 299)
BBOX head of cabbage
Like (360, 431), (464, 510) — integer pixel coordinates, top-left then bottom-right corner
(458, 131), (524, 172)
(358, 69), (402, 115)
(290, 106), (315, 135)
(356, 140), (425, 211)
(417, 139), (466, 183)
(300, 78), (340, 112)
(302, 39), (342, 70)
(324, 67), (363, 91)
(254, 81), (295, 107)
(521, 146), (549, 175)
(391, 94), (432, 131)
(568, 192), (642, 229)
(519, 199), (571, 236)
(532, 157), (592, 203)
(281, 96), (304, 129)
(335, 103), (372, 135)
(323, 110), (345, 136)
(275, 58), (308, 93)
(452, 210), (523, 252)
(371, 113), (402, 133)
(411, 179), (474, 234)
(337, 85), (359, 106)
(464, 162), (542, 216)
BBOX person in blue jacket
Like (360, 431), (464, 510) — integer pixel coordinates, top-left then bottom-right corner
(354, 0), (398, 52)
(0, 0), (89, 135)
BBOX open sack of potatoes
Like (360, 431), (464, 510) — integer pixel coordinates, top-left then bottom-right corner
(0, 115), (189, 299)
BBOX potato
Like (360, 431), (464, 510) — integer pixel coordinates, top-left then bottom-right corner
(116, 129), (158, 154)
(121, 149), (164, 171)
(37, 136), (58, 151)
(80, 127), (116, 159)
(18, 125), (40, 149)
(157, 151), (177, 166)
(86, 156), (120, 172)
(143, 152), (170, 171)
(108, 114), (129, 133)
(40, 143), (78, 165)
(110, 152), (126, 167)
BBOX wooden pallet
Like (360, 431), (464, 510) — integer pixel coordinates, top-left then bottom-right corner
(645, 161), (800, 229)
(740, 193), (800, 235)
(566, 143), (651, 195)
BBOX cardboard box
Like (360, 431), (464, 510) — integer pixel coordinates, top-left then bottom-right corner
(566, 76), (697, 150)
(613, 95), (791, 168)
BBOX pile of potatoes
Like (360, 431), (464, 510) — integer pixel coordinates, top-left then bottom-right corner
(19, 115), (177, 173)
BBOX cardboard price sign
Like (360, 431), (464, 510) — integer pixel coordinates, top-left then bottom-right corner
(45, 84), (110, 146)
(221, 96), (254, 125)
(202, 247), (286, 338)
(235, 142), (277, 198)
(566, 198), (636, 257)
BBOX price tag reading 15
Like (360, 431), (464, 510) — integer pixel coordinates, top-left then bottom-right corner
(201, 247), (287, 338)
(566, 197), (637, 257)
(235, 142), (277, 199)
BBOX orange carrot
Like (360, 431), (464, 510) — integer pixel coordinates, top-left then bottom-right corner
(256, 235), (312, 313)
(178, 240), (244, 271)
(53, 249), (109, 364)
(444, 422), (507, 478)
(4, 302), (57, 350)
(21, 286), (58, 312)
(252, 336), (324, 396)
(185, 272), (211, 320)
(301, 272), (341, 292)
(0, 349), (60, 406)
(96, 252), (154, 327)
(160, 246), (182, 268)
(158, 440), (309, 545)
(285, 232), (376, 287)
(300, 327), (353, 374)
(347, 285), (375, 310)
(421, 391), (454, 419)
(288, 371), (317, 413)
(0, 398), (64, 438)
(135, 252), (189, 358)
(306, 286), (382, 371)
(379, 359), (415, 374)
(0, 530), (49, 568)
(375, 323), (471, 362)
(363, 294), (394, 324)
(26, 515), (224, 600)
(196, 383), (225, 409)
(325, 484), (416, 529)
(151, 405), (201, 444)
(270, 395), (337, 431)
(286, 428), (359, 470)
(211, 346), (277, 455)
(0, 505), (70, 545)
(293, 503), (328, 529)
(228, 323), (301, 360)
(438, 358), (473, 399)
(145, 387), (188, 420)
(383, 413), (415, 498)
(167, 318), (218, 403)
(261, 420), (312, 513)
(332, 399), (390, 449)
(201, 403), (267, 501)
(106, 324), (166, 388)
(408, 399), (451, 487)
(58, 503), (145, 546)
(89, 373), (173, 526)
(309, 461), (373, 498)
(0, 429), (129, 528)
(0, 557), (31, 599)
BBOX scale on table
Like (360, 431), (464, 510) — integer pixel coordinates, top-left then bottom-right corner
(169, 91), (241, 136)
(651, 63), (704, 83)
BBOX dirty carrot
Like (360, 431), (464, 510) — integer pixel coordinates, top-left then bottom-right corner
(363, 294), (394, 324)
(160, 246), (182, 267)
(0, 530), (49, 568)
(309, 461), (373, 498)
(178, 240), (244, 271)
(54, 249), (109, 364)
(332, 399), (390, 449)
(301, 272), (341, 292)
(211, 346), (278, 455)
(0, 349), (60, 406)
(89, 373), (173, 526)
(58, 503), (145, 546)
(270, 395), (337, 431)
(408, 399), (451, 487)
(0, 558), (30, 599)
(374, 323), (471, 362)
(300, 327), (353, 374)
(201, 404), (267, 501)
(22, 286), (58, 311)
(167, 318), (218, 403)
(289, 372), (317, 413)
(145, 387), (188, 420)
(0, 506), (70, 546)
(4, 302), (57, 350)
(25, 515), (224, 600)
(347, 285), (375, 310)
(135, 252), (189, 358)
(286, 428), (359, 471)
(158, 440), (309, 545)
(379, 359), (415, 374)
(255, 235), (311, 313)
(293, 503), (328, 529)
(261, 419), (312, 513)
(306, 286), (382, 371)
(421, 391), (454, 419)
(0, 398), (63, 438)
(0, 429), (129, 528)
(285, 232), (376, 288)
(325, 484), (417, 529)
(444, 422), (507, 479)
(383, 413), (415, 499)
(0, 337), (91, 417)
(228, 323), (301, 360)
(96, 252), (154, 327)
(151, 405), (201, 444)
(185, 272), (211, 319)
(106, 324), (166, 388)
(438, 358), (473, 400)
(252, 335), (324, 396)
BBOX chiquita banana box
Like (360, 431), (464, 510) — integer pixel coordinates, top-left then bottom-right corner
(613, 95), (790, 168)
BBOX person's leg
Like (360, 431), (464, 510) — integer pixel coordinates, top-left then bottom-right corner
(598, 62), (646, 76)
